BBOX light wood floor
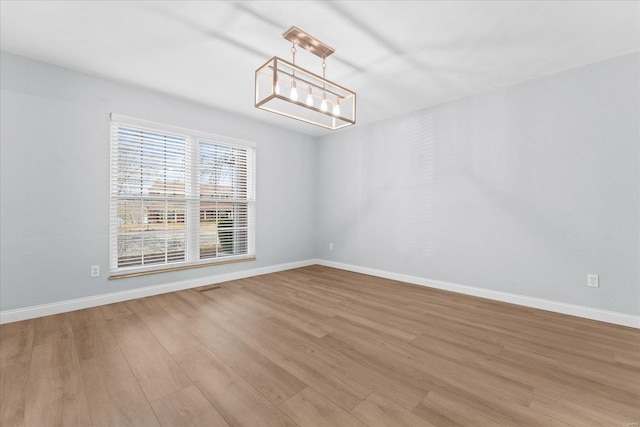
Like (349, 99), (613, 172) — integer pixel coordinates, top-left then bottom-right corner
(1, 265), (639, 426)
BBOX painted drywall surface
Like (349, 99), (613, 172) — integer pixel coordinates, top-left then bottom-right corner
(317, 52), (640, 316)
(0, 52), (316, 311)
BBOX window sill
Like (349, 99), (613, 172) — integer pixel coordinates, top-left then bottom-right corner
(108, 256), (256, 280)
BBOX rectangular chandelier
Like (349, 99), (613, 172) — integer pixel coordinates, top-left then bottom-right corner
(255, 27), (356, 131)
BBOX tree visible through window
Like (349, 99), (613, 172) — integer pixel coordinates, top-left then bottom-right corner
(110, 115), (255, 276)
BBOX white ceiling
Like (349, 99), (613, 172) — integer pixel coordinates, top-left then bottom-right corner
(1, 1), (638, 136)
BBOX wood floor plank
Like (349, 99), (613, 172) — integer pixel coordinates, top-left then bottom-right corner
(200, 286), (272, 322)
(241, 274), (340, 313)
(410, 399), (465, 427)
(421, 388), (570, 427)
(351, 393), (436, 427)
(416, 301), (618, 358)
(220, 315), (371, 411)
(0, 321), (35, 425)
(438, 340), (640, 423)
(151, 292), (202, 323)
(99, 301), (134, 320)
(279, 387), (367, 427)
(174, 345), (298, 427)
(107, 314), (192, 402)
(497, 345), (638, 409)
(227, 284), (331, 338)
(255, 316), (425, 412)
(0, 319), (34, 362)
(0, 350), (31, 426)
(500, 341), (640, 396)
(277, 276), (350, 306)
(528, 391), (630, 426)
(419, 310), (617, 365)
(125, 297), (201, 355)
(413, 323), (504, 356)
(318, 334), (427, 411)
(410, 332), (503, 370)
(334, 300), (424, 340)
(329, 306), (418, 341)
(615, 347), (640, 369)
(150, 385), (230, 427)
(325, 315), (534, 409)
(184, 314), (306, 405)
(67, 307), (120, 361)
(80, 349), (160, 426)
(176, 289), (236, 323)
(32, 312), (73, 346)
(531, 381), (640, 424)
(416, 391), (519, 427)
(24, 340), (92, 426)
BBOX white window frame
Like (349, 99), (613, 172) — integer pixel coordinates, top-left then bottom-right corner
(109, 113), (256, 278)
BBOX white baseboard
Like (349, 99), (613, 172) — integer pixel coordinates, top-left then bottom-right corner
(3, 258), (638, 329)
(0, 259), (316, 324)
(316, 259), (640, 329)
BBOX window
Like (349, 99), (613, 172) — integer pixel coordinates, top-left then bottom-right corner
(109, 114), (255, 277)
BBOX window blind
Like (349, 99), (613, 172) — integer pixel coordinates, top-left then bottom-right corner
(110, 114), (255, 276)
(198, 141), (253, 260)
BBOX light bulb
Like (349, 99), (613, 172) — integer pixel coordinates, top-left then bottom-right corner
(306, 88), (313, 107)
(289, 81), (298, 101)
(333, 100), (340, 116)
(275, 81), (280, 95)
(320, 98), (328, 112)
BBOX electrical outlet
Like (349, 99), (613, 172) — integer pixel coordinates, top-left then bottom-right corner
(587, 274), (599, 288)
(90, 265), (100, 278)
(329, 242), (334, 250)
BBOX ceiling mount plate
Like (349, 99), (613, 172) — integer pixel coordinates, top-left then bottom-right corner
(283, 26), (335, 58)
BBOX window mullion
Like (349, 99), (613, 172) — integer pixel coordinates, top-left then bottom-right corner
(186, 136), (200, 261)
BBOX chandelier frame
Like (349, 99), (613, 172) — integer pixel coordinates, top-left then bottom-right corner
(255, 27), (356, 131)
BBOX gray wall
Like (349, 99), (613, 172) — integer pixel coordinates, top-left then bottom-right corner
(317, 52), (639, 316)
(0, 52), (317, 311)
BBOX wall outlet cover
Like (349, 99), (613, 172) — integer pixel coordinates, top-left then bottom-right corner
(91, 265), (100, 277)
